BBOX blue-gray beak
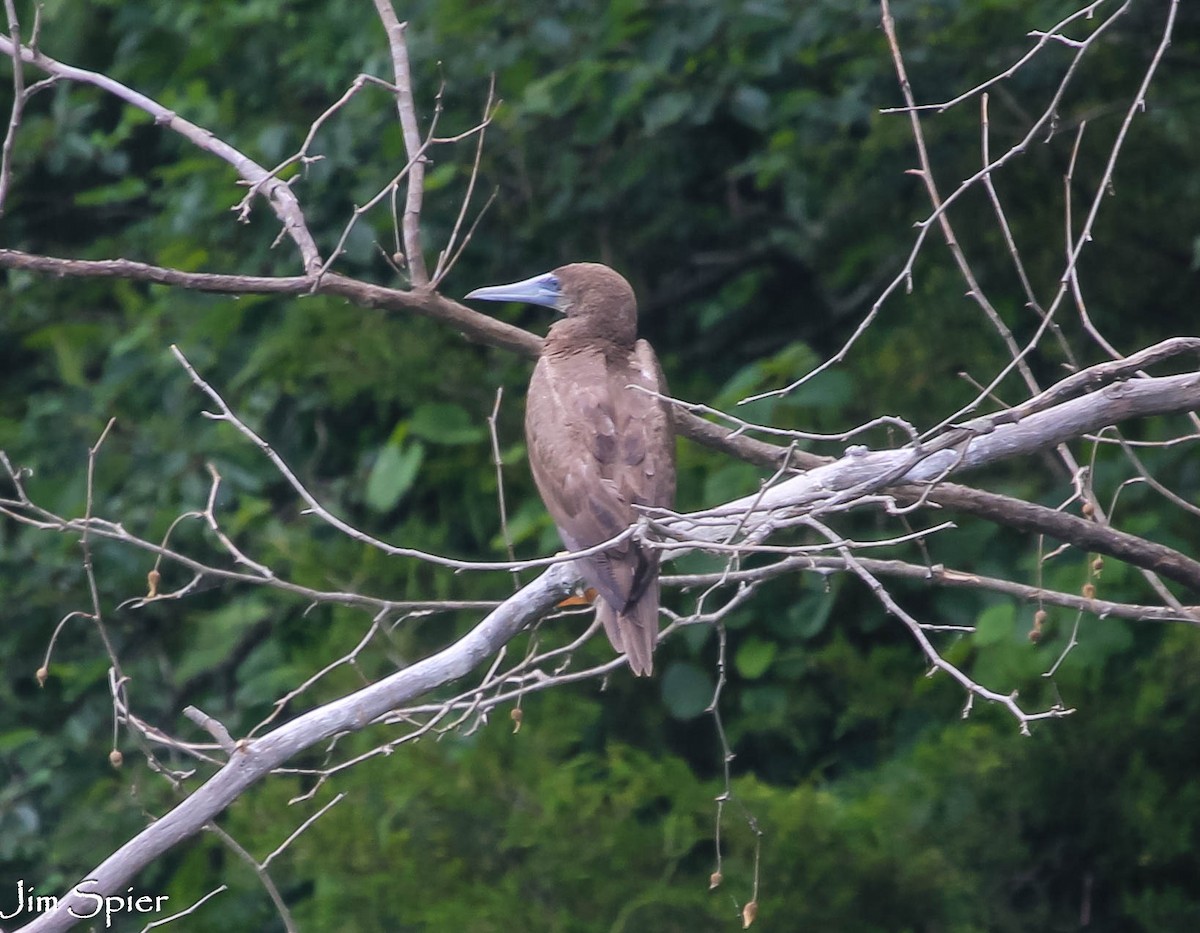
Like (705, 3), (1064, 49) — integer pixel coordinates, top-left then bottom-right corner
(464, 271), (561, 309)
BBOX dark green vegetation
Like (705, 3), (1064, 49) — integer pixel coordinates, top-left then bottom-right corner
(3, 1), (1200, 930)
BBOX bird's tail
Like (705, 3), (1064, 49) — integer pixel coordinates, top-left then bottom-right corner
(597, 580), (659, 676)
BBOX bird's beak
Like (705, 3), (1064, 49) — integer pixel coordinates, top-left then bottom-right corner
(465, 271), (561, 310)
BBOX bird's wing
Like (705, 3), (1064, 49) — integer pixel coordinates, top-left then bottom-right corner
(622, 339), (676, 514)
(526, 345), (673, 611)
(612, 340), (676, 611)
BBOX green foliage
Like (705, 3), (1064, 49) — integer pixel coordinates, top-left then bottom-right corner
(2, 0), (1200, 930)
(661, 661), (714, 720)
(365, 436), (425, 512)
(258, 694), (729, 932)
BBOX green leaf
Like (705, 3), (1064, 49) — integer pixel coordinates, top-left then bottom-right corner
(974, 603), (1015, 647)
(702, 461), (760, 505)
(408, 403), (486, 445)
(774, 585), (838, 639)
(23, 323), (105, 388)
(0, 728), (39, 753)
(661, 661), (713, 720)
(365, 440), (425, 512)
(173, 597), (274, 684)
(735, 636), (778, 679)
(73, 176), (148, 206)
(740, 684), (789, 722)
(730, 84), (770, 130)
(643, 90), (693, 134)
(55, 658), (113, 703)
(423, 162), (458, 193)
(1066, 617), (1135, 670)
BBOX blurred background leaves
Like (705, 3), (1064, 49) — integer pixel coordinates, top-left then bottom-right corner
(2, 0), (1199, 930)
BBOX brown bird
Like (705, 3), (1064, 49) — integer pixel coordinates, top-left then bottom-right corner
(466, 263), (676, 675)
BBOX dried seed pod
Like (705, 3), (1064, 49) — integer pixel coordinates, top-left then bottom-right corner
(1029, 608), (1048, 642)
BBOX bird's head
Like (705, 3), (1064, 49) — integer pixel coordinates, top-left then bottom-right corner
(466, 262), (637, 345)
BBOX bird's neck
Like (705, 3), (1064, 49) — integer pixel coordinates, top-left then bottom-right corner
(545, 316), (636, 353)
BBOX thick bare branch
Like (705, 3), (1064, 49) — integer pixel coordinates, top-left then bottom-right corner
(372, 5), (429, 285)
(666, 370), (1200, 596)
(12, 562), (575, 933)
(925, 483), (1200, 595)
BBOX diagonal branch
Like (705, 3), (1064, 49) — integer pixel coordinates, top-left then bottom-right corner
(0, 36), (323, 273)
(0, 248), (785, 464)
(924, 483), (1200, 595)
(10, 563), (576, 933)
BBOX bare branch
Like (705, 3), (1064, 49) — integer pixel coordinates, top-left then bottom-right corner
(836, 536), (1074, 734)
(372, 5), (429, 285)
(138, 884), (227, 931)
(0, 247), (798, 470)
(208, 825), (297, 933)
(432, 76), (499, 287)
(0, 0), (26, 214)
(14, 561), (576, 933)
(237, 72), (401, 213)
(0, 248), (541, 358)
(0, 36), (324, 272)
(666, 556), (1198, 626)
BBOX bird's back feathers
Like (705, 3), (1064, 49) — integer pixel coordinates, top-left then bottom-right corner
(526, 336), (674, 675)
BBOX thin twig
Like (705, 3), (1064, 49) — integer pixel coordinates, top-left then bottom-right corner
(487, 387), (521, 591)
(431, 76), (499, 287)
